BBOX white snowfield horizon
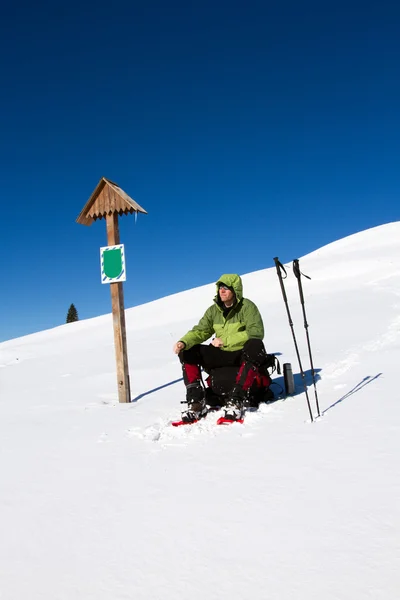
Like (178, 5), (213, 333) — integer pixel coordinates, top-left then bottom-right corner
(1, 221), (399, 599)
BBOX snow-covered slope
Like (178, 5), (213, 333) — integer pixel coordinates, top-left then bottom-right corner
(1, 222), (399, 599)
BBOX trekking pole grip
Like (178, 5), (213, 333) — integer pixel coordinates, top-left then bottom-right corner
(273, 257), (289, 304)
(293, 259), (305, 305)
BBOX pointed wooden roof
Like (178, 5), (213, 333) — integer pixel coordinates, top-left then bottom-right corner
(76, 177), (147, 226)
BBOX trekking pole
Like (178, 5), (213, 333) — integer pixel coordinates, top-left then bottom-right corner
(273, 257), (314, 422)
(292, 259), (321, 418)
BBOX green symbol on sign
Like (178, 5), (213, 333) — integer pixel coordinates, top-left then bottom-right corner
(103, 249), (123, 279)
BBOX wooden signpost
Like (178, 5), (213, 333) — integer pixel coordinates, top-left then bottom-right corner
(76, 177), (147, 403)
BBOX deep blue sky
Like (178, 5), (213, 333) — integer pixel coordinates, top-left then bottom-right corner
(1, 0), (399, 341)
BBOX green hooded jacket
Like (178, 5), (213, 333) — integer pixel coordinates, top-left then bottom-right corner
(179, 274), (264, 352)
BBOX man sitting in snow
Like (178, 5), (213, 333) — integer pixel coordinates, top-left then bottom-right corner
(173, 274), (271, 423)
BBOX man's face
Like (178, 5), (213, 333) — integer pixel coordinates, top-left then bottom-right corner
(219, 285), (234, 304)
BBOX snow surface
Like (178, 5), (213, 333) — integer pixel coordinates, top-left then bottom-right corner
(1, 222), (400, 599)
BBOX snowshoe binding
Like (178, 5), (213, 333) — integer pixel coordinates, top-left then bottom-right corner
(217, 395), (245, 425)
(174, 381), (208, 426)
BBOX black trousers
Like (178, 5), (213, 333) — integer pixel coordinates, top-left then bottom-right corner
(180, 339), (268, 394)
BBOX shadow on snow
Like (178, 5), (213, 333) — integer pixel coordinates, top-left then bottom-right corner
(131, 377), (183, 403)
(271, 367), (322, 399)
(130, 367), (382, 417)
(322, 373), (383, 415)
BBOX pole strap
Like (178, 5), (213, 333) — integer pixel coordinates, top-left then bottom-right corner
(293, 259), (311, 281)
(274, 257), (288, 279)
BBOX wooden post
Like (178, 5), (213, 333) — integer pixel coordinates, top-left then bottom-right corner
(106, 213), (131, 403)
(76, 177), (147, 405)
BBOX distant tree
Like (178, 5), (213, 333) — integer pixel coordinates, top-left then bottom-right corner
(66, 303), (79, 323)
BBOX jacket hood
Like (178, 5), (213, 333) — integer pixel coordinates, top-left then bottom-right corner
(215, 274), (243, 303)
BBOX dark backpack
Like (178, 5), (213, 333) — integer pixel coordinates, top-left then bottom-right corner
(205, 354), (280, 408)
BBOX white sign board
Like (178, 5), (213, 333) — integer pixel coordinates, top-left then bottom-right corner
(100, 244), (126, 284)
